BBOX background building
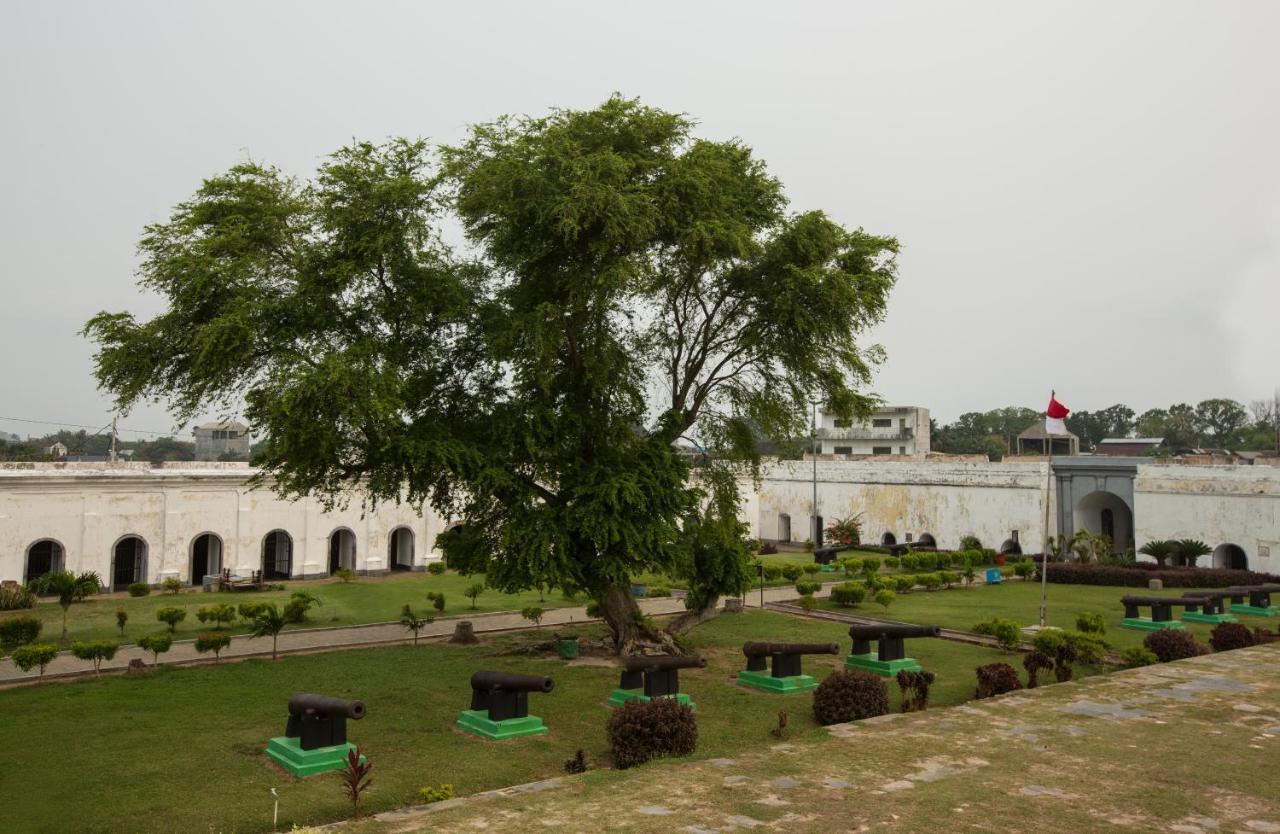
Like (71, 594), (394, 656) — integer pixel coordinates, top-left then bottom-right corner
(193, 419), (250, 461)
(816, 405), (930, 456)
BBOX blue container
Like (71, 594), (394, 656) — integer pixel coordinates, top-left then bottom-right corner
(631, 585), (648, 598)
(985, 568), (1003, 585)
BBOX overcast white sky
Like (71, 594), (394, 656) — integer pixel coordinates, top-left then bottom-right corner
(2, 1), (1278, 440)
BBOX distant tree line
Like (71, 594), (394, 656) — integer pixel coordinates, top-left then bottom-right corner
(932, 397), (1279, 458)
(0, 428), (200, 463)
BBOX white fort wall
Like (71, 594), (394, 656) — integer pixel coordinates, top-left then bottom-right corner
(751, 459), (1055, 551)
(0, 463), (447, 585)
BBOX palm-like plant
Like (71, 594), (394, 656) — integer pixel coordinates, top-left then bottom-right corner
(1174, 539), (1212, 568)
(1138, 539), (1176, 568)
(248, 603), (287, 660)
(28, 571), (101, 645)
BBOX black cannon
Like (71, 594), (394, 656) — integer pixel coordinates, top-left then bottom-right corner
(742, 641), (839, 679)
(1121, 595), (1204, 623)
(469, 671), (554, 721)
(285, 692), (366, 751)
(848, 623), (942, 663)
(813, 543), (860, 566)
(618, 655), (705, 699)
(1183, 590), (1233, 616)
(1224, 584), (1280, 611)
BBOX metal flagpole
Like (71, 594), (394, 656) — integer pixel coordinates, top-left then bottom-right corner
(1039, 392), (1053, 628)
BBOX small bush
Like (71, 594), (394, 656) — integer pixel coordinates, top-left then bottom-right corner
(70, 640), (119, 676)
(797, 595), (818, 612)
(521, 606), (545, 627)
(780, 565), (804, 582)
(896, 669), (935, 712)
(803, 538), (814, 552)
(861, 557), (881, 575)
(899, 554), (918, 571)
(645, 585), (671, 598)
(975, 663), (1022, 698)
(1031, 629), (1066, 657)
(11, 642), (58, 676)
(238, 601), (266, 620)
(284, 591), (322, 623)
(334, 568), (356, 583)
(762, 564), (783, 581)
(138, 632), (173, 664)
(426, 562), (447, 575)
(937, 570), (958, 588)
(194, 632), (232, 663)
(1013, 561), (1035, 580)
(607, 698), (697, 769)
(794, 579), (822, 597)
(161, 577), (183, 595)
(465, 582), (485, 609)
(813, 670), (889, 725)
(1144, 629), (1206, 663)
(759, 541), (779, 555)
(1119, 646), (1159, 668)
(1053, 642), (1078, 682)
(115, 608), (128, 636)
(874, 589), (896, 610)
(417, 784), (455, 804)
(917, 573), (943, 591)
(842, 558), (861, 577)
(829, 582), (866, 608)
(0, 585), (37, 610)
(973, 617), (1021, 652)
(1209, 622), (1256, 653)
(801, 563), (821, 575)
(960, 535), (983, 551)
(156, 607), (187, 632)
(883, 557), (900, 570)
(1252, 627), (1279, 645)
(1023, 650), (1053, 688)
(197, 603), (237, 629)
(127, 582), (150, 597)
(0, 615), (42, 651)
(1075, 612), (1106, 634)
(1064, 631), (1109, 665)
(564, 749), (588, 774)
(894, 575), (916, 593)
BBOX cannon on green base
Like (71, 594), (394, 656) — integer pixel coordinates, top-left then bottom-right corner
(1225, 584), (1280, 618)
(609, 654), (704, 709)
(457, 671), (554, 740)
(266, 692), (366, 777)
(1120, 595), (1199, 630)
(737, 641), (839, 692)
(1181, 590), (1240, 624)
(814, 543), (859, 568)
(845, 623), (941, 675)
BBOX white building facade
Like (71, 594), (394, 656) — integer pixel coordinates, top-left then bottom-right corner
(815, 406), (931, 457)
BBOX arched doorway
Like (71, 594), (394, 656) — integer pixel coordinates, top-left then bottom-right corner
(388, 527), (414, 571)
(916, 533), (937, 549)
(778, 513), (791, 542)
(262, 530), (293, 580)
(1213, 543), (1248, 571)
(328, 528), (357, 574)
(25, 539), (65, 584)
(112, 536), (148, 592)
(999, 538), (1023, 556)
(190, 533), (224, 585)
(881, 531), (897, 547)
(1073, 490), (1133, 552)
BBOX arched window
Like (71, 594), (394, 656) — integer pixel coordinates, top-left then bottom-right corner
(112, 536), (148, 592)
(998, 538), (1023, 556)
(25, 539), (65, 584)
(328, 528), (357, 574)
(916, 532), (937, 549)
(1213, 543), (1248, 571)
(388, 527), (415, 571)
(190, 533), (224, 586)
(262, 530), (293, 580)
(880, 532), (897, 547)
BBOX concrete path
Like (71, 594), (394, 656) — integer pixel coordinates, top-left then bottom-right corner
(0, 579), (840, 684)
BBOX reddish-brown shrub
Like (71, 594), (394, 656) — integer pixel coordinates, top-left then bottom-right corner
(813, 670), (890, 725)
(1143, 628), (1206, 663)
(606, 698), (697, 769)
(1209, 622), (1256, 652)
(975, 663), (1022, 699)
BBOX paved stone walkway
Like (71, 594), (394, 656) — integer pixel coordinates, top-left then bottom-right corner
(353, 643), (1280, 834)
(0, 580), (841, 683)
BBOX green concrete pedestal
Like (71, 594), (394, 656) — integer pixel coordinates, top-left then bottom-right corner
(1181, 612), (1238, 625)
(456, 710), (549, 740)
(844, 653), (922, 676)
(265, 736), (361, 777)
(1230, 604), (1280, 618)
(736, 670), (817, 693)
(607, 690), (695, 709)
(1121, 617), (1185, 631)
(820, 564), (836, 572)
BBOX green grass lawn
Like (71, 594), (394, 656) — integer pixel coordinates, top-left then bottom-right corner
(0, 609), (1016, 834)
(11, 571), (576, 646)
(814, 579), (1228, 651)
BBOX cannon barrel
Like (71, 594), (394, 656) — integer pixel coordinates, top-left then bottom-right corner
(1119, 595), (1204, 606)
(742, 641), (839, 658)
(848, 623), (941, 640)
(470, 671), (555, 694)
(814, 544), (859, 558)
(1223, 584), (1280, 593)
(287, 693), (366, 720)
(1183, 589), (1235, 599)
(622, 655), (707, 673)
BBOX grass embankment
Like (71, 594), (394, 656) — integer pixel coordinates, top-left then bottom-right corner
(9, 571), (572, 646)
(813, 578), (1228, 651)
(0, 609), (1012, 834)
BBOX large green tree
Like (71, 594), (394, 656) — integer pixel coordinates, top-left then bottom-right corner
(86, 97), (897, 651)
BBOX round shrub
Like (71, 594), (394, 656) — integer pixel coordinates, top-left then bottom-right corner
(1143, 628), (1206, 663)
(1013, 561), (1035, 580)
(974, 617), (1022, 652)
(1120, 646), (1159, 668)
(781, 565), (804, 582)
(937, 570), (958, 588)
(426, 562), (447, 575)
(861, 557), (881, 574)
(127, 582), (150, 597)
(894, 575), (916, 593)
(975, 663), (1022, 699)
(801, 563), (821, 575)
(883, 556), (900, 570)
(873, 589), (896, 610)
(1075, 611), (1106, 634)
(1023, 650), (1053, 688)
(812, 670), (889, 725)
(829, 582), (866, 608)
(1064, 631), (1109, 665)
(1209, 622), (1256, 653)
(606, 697), (697, 769)
(763, 564), (783, 581)
(0, 615), (42, 652)
(899, 554), (919, 571)
(917, 573), (942, 591)
(794, 579), (822, 597)
(1031, 629), (1065, 657)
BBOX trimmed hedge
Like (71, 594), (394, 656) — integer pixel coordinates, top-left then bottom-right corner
(813, 670), (889, 725)
(607, 698), (698, 769)
(1044, 562), (1279, 589)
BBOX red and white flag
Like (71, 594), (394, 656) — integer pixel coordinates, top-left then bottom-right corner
(1045, 392), (1070, 435)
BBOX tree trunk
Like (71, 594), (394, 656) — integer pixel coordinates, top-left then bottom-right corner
(598, 584), (679, 655)
(665, 594), (722, 636)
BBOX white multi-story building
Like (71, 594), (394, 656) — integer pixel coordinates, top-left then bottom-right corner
(193, 419), (251, 461)
(815, 405), (930, 457)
